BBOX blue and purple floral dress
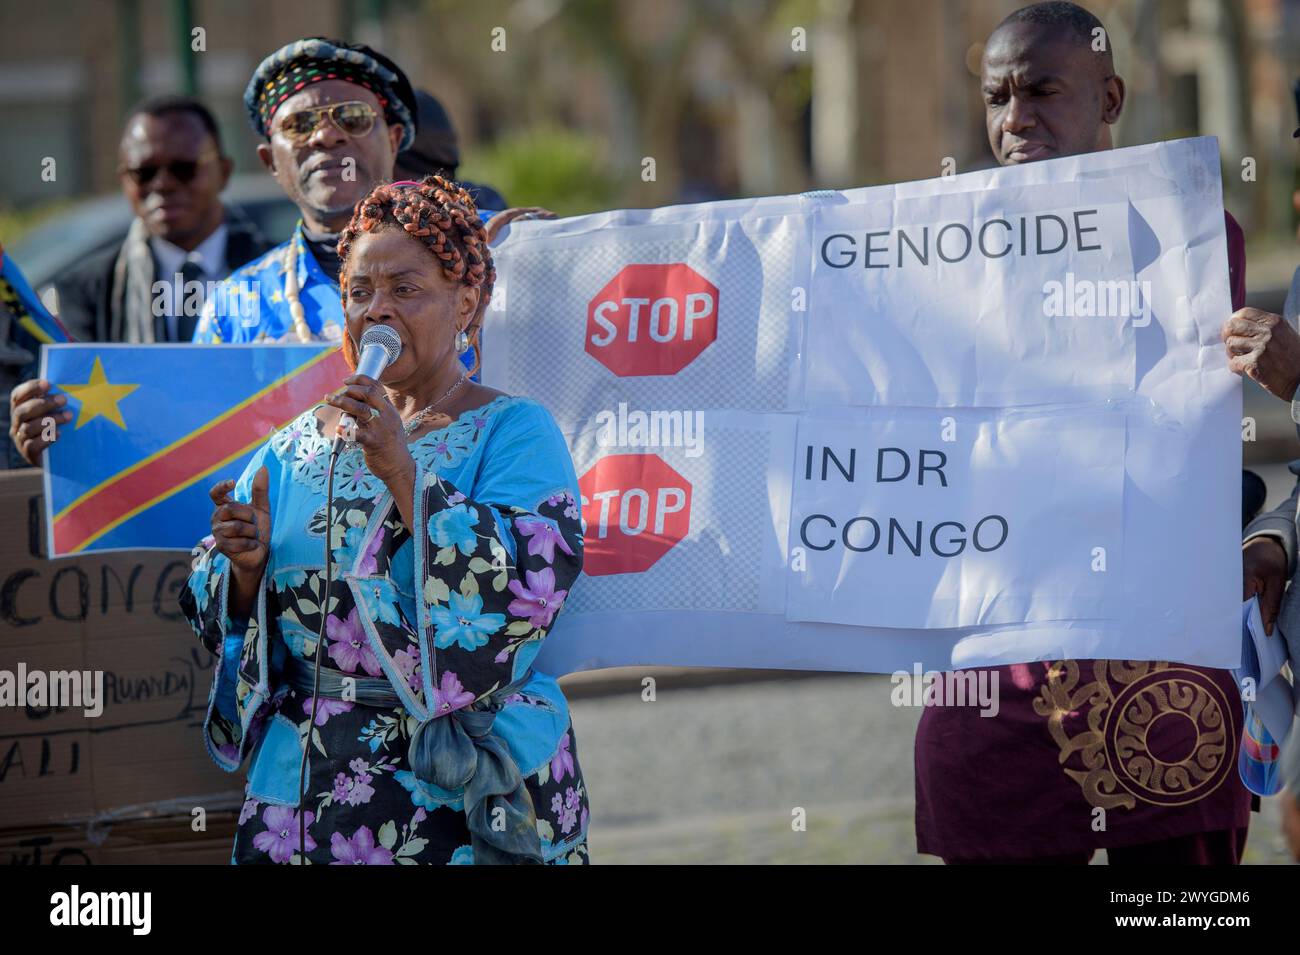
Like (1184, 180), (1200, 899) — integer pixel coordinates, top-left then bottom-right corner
(180, 394), (590, 864)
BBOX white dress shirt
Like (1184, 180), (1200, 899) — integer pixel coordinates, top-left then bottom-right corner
(150, 223), (229, 341)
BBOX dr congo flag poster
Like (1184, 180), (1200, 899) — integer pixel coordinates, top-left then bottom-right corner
(40, 343), (347, 556)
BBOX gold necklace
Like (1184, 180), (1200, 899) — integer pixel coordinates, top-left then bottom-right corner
(282, 233), (315, 344)
(403, 373), (469, 434)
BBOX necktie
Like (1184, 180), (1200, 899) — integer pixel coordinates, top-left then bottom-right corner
(155, 260), (206, 342)
(176, 260), (206, 342)
(153, 259), (204, 343)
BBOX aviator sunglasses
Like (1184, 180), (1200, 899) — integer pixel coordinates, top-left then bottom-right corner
(274, 101), (378, 143)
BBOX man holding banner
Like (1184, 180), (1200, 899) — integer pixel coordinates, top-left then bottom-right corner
(912, 1), (1252, 865)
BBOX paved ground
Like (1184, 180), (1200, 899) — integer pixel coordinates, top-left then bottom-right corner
(557, 453), (1300, 865)
(563, 673), (1295, 865)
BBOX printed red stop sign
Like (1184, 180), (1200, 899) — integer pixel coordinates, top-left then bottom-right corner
(586, 263), (719, 376)
(578, 453), (692, 575)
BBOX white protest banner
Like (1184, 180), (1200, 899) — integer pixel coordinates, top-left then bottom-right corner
(485, 137), (1240, 676)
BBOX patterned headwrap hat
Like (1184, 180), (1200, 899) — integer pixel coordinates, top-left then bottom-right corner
(244, 37), (417, 151)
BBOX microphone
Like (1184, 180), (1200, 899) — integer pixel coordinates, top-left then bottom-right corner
(332, 325), (403, 456)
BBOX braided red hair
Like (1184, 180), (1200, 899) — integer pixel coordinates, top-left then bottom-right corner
(337, 175), (494, 378)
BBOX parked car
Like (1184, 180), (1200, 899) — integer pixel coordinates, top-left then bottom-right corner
(9, 174), (298, 297)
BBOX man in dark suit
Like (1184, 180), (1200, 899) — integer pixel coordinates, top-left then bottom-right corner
(53, 95), (270, 343)
(8, 96), (272, 468)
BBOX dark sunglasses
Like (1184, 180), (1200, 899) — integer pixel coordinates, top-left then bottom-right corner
(120, 150), (218, 186)
(274, 101), (378, 143)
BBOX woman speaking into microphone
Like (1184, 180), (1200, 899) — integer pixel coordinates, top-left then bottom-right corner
(180, 177), (589, 865)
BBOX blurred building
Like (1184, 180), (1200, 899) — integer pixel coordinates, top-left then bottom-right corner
(0, 0), (1297, 244)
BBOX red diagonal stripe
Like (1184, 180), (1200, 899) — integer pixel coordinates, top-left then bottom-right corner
(53, 350), (349, 553)
(1242, 730), (1279, 763)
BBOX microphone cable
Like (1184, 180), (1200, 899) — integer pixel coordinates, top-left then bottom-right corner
(298, 438), (341, 863)
(293, 326), (399, 861)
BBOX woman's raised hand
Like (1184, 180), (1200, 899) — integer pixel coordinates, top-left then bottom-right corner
(208, 465), (272, 575)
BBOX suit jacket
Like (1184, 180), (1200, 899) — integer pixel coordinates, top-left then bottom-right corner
(53, 206), (271, 343)
(1242, 263), (1300, 794)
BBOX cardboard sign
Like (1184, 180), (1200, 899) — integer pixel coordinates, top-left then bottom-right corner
(0, 810), (238, 865)
(0, 469), (241, 840)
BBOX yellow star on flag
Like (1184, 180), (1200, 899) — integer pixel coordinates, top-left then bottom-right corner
(58, 356), (140, 430)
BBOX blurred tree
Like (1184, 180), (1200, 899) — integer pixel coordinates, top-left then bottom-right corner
(461, 126), (617, 215)
(706, 0), (815, 196)
(423, 0), (814, 208)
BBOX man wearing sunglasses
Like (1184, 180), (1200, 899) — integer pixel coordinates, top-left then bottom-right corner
(51, 96), (270, 346)
(194, 38), (545, 366)
(193, 38), (418, 346)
